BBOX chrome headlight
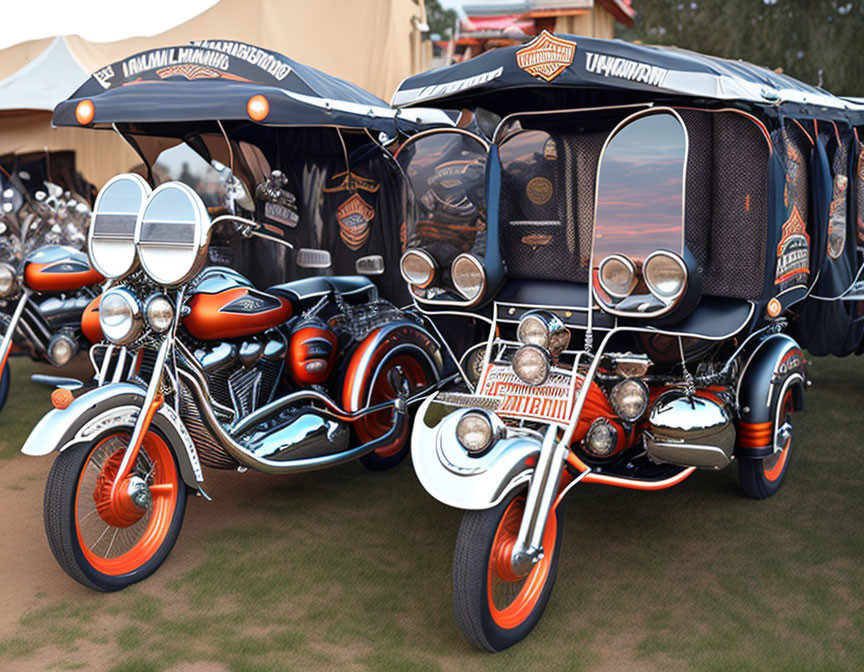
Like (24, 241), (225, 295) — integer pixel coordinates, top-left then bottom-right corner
(584, 419), (619, 457)
(609, 378), (649, 422)
(400, 249), (436, 288)
(517, 310), (570, 356)
(99, 288), (142, 345)
(451, 253), (486, 302)
(512, 344), (550, 386)
(0, 263), (18, 297)
(136, 182), (211, 286)
(89, 174), (151, 279)
(145, 294), (174, 333)
(643, 251), (687, 300)
(598, 254), (637, 298)
(456, 411), (495, 455)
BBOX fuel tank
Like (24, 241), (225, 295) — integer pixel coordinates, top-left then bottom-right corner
(81, 294), (103, 343)
(24, 246), (103, 293)
(183, 267), (292, 340)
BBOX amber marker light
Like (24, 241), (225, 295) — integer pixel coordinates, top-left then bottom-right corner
(247, 94), (270, 121)
(766, 297), (782, 318)
(51, 388), (74, 410)
(75, 99), (95, 125)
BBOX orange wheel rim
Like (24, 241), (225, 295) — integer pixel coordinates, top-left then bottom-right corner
(763, 391), (793, 482)
(74, 432), (178, 576)
(486, 496), (557, 630)
(356, 355), (428, 456)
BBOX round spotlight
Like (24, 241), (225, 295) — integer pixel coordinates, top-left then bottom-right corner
(0, 263), (18, 297)
(451, 253), (486, 302)
(247, 95), (270, 121)
(145, 294), (174, 333)
(456, 411), (495, 455)
(75, 99), (95, 125)
(99, 288), (142, 345)
(400, 249), (436, 288)
(47, 332), (77, 367)
(609, 378), (649, 422)
(643, 251), (687, 300)
(584, 419), (619, 457)
(512, 344), (550, 386)
(598, 254), (636, 298)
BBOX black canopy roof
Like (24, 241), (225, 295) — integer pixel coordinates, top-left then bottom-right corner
(393, 31), (860, 118)
(54, 40), (452, 134)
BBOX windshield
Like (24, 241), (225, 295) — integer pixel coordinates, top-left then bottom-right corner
(398, 130), (487, 266)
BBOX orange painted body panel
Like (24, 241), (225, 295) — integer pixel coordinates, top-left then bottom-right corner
(25, 261), (103, 293)
(183, 287), (291, 340)
(81, 294), (103, 343)
(288, 325), (338, 386)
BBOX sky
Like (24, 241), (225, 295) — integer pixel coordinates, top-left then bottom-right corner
(0, 0), (218, 50)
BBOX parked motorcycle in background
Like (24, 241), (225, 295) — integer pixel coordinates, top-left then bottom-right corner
(0, 165), (103, 414)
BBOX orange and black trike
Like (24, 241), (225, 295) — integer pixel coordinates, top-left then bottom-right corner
(393, 33), (864, 650)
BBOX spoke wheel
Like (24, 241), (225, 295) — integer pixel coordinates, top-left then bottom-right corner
(357, 355), (430, 471)
(44, 428), (187, 591)
(453, 488), (564, 652)
(740, 390), (794, 499)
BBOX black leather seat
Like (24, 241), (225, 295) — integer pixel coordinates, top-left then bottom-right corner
(266, 276), (377, 310)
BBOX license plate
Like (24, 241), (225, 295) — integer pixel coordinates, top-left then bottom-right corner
(477, 364), (577, 423)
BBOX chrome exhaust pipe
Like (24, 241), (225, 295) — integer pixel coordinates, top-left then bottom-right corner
(177, 366), (410, 475)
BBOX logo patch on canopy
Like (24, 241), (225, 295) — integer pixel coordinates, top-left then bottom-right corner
(337, 194), (374, 250)
(516, 32), (576, 82)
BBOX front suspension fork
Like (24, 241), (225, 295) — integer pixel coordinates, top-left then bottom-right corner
(0, 289), (31, 379)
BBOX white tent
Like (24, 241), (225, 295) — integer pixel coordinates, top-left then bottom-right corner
(0, 0), (429, 187)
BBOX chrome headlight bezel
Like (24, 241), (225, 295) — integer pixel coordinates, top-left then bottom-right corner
(400, 248), (437, 288)
(516, 310), (570, 357)
(451, 253), (486, 303)
(99, 287), (143, 345)
(456, 410), (497, 455)
(144, 294), (174, 333)
(609, 377), (650, 423)
(643, 250), (688, 301)
(0, 262), (18, 297)
(598, 254), (637, 299)
(511, 344), (551, 386)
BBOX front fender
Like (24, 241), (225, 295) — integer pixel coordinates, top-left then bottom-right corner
(21, 382), (204, 488)
(411, 394), (538, 510)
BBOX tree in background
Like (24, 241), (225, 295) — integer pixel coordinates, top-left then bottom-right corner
(424, 0), (459, 40)
(621, 0), (863, 96)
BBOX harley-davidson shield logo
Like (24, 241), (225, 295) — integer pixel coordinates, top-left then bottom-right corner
(516, 31), (576, 82)
(337, 193), (374, 250)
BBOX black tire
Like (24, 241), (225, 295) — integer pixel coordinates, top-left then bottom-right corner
(739, 390), (794, 499)
(0, 361), (9, 414)
(43, 428), (187, 591)
(453, 488), (564, 652)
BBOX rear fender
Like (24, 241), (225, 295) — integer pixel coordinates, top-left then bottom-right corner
(21, 382), (203, 489)
(410, 395), (538, 510)
(736, 333), (806, 458)
(341, 320), (444, 412)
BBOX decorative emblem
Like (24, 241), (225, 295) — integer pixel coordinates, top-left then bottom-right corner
(775, 205), (810, 285)
(516, 31), (576, 82)
(827, 173), (848, 260)
(337, 194), (375, 250)
(526, 177), (553, 205)
(522, 234), (552, 249)
(323, 171), (380, 194)
(543, 138), (558, 161)
(156, 64), (222, 80)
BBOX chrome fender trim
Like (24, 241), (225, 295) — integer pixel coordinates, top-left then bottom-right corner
(21, 382), (204, 487)
(411, 395), (539, 510)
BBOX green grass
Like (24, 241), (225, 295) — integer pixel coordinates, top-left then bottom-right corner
(1, 355), (864, 670)
(0, 357), (55, 460)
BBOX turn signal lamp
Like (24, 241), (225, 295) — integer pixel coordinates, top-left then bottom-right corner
(75, 99), (95, 125)
(247, 95), (270, 121)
